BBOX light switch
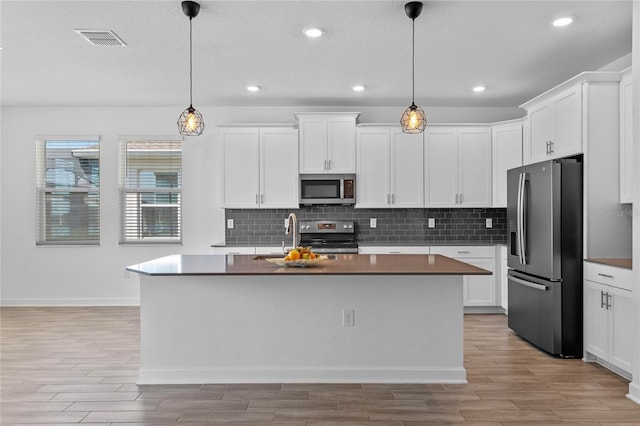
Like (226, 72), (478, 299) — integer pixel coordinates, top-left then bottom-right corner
(227, 219), (234, 229)
(485, 218), (492, 228)
(428, 218), (435, 228)
(370, 218), (377, 228)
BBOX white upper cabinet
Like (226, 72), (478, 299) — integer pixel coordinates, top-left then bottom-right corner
(619, 68), (633, 204)
(425, 127), (492, 207)
(221, 128), (260, 208)
(221, 126), (298, 209)
(297, 113), (359, 174)
(492, 122), (523, 207)
(356, 126), (423, 208)
(525, 85), (582, 163)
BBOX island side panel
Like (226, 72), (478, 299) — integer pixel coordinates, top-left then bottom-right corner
(138, 274), (465, 384)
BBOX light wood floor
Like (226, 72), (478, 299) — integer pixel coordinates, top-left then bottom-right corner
(1, 307), (639, 425)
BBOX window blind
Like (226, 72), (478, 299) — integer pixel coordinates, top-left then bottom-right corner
(35, 138), (100, 245)
(119, 138), (182, 244)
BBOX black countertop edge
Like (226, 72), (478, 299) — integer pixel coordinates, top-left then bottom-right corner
(213, 241), (507, 248)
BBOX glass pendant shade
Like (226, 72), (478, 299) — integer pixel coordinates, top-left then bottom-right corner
(177, 105), (204, 136)
(400, 103), (427, 133)
(400, 1), (426, 134)
(178, 1), (204, 136)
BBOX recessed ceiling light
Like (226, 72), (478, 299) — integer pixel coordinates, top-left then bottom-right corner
(473, 86), (486, 93)
(304, 27), (324, 38)
(552, 16), (574, 27)
(247, 85), (261, 92)
(352, 85), (366, 92)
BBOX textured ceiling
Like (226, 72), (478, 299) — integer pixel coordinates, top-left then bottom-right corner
(0, 0), (633, 108)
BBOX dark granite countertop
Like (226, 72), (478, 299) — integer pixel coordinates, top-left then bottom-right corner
(127, 254), (492, 276)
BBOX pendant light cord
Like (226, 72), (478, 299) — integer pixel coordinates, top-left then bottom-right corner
(411, 17), (415, 104)
(189, 16), (193, 107)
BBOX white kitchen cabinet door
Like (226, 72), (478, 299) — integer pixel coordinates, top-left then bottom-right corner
(425, 128), (458, 207)
(356, 129), (390, 208)
(619, 69), (633, 203)
(528, 102), (553, 164)
(299, 117), (328, 174)
(609, 286), (633, 372)
(260, 128), (299, 208)
(390, 130), (424, 207)
(551, 86), (582, 158)
(584, 280), (609, 360)
(221, 128), (260, 208)
(492, 124), (523, 207)
(462, 257), (496, 306)
(328, 117), (357, 173)
(298, 113), (358, 174)
(458, 128), (492, 207)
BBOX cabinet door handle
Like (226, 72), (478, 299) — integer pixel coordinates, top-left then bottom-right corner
(387, 194), (391, 204)
(327, 159), (331, 170)
(606, 292), (612, 310)
(256, 194), (259, 204)
(389, 251), (401, 254)
(323, 160), (327, 170)
(457, 251), (471, 254)
(546, 141), (549, 155)
(600, 291), (606, 309)
(455, 193), (459, 204)
(598, 273), (614, 279)
(549, 141), (554, 154)
(391, 193), (395, 204)
(459, 193), (463, 204)
(260, 194), (264, 203)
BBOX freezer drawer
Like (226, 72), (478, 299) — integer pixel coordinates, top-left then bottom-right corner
(507, 272), (562, 355)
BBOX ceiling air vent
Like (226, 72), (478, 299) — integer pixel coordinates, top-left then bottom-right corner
(75, 29), (126, 47)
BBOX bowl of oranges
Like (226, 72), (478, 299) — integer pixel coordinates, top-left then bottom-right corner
(266, 247), (330, 267)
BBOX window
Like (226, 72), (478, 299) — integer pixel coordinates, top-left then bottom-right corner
(119, 137), (182, 244)
(36, 137), (100, 245)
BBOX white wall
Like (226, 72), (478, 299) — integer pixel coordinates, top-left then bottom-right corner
(0, 104), (522, 305)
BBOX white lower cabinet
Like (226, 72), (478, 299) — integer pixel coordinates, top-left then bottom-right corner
(430, 246), (496, 307)
(498, 245), (508, 310)
(584, 263), (633, 376)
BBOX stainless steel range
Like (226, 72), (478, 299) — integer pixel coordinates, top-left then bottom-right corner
(298, 220), (358, 254)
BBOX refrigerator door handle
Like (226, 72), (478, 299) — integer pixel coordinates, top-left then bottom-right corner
(517, 172), (526, 265)
(520, 172), (528, 264)
(510, 275), (549, 291)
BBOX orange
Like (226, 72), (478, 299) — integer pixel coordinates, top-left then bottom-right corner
(288, 249), (301, 260)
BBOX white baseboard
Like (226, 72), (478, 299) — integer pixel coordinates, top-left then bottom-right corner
(0, 298), (140, 307)
(137, 367), (468, 385)
(628, 382), (640, 405)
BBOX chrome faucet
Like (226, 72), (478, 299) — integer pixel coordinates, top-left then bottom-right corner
(285, 212), (298, 251)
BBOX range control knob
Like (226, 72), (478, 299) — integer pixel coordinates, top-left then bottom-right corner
(348, 224), (353, 229)
(343, 224), (348, 229)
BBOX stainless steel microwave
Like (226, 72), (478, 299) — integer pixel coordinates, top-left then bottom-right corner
(299, 174), (356, 206)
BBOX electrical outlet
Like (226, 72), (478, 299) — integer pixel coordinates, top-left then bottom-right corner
(428, 218), (435, 228)
(370, 218), (377, 228)
(485, 218), (492, 228)
(227, 219), (234, 229)
(343, 309), (355, 327)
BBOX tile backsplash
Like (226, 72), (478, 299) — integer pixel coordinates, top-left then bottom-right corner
(224, 207), (507, 246)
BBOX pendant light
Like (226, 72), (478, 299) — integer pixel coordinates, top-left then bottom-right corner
(400, 1), (426, 134)
(177, 1), (204, 136)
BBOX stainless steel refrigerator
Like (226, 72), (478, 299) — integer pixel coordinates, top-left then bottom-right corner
(507, 157), (583, 358)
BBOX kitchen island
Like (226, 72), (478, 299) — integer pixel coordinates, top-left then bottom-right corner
(127, 254), (489, 384)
